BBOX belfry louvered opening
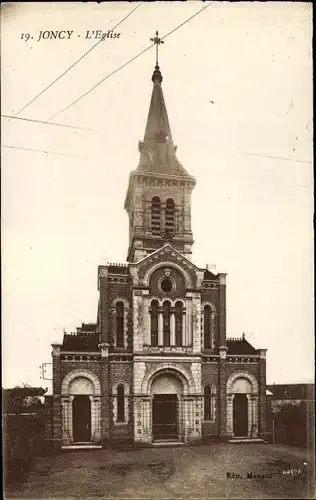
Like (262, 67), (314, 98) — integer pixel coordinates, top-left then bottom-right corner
(165, 198), (175, 233)
(151, 196), (161, 235)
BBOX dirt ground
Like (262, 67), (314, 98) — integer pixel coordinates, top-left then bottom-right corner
(4, 443), (314, 499)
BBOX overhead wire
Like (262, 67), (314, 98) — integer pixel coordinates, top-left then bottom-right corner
(1, 114), (97, 132)
(225, 149), (312, 165)
(2, 144), (87, 158)
(14, 2), (144, 117)
(47, 2), (213, 121)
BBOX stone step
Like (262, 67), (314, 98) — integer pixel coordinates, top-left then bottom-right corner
(62, 444), (102, 450)
(229, 438), (266, 444)
(152, 440), (185, 447)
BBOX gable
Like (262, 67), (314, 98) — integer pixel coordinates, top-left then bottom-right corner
(130, 244), (203, 289)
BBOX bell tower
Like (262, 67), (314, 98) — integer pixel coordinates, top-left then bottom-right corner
(124, 32), (196, 263)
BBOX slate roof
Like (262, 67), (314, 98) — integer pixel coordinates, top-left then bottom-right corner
(136, 66), (195, 180)
(203, 269), (218, 280)
(61, 333), (100, 352)
(226, 338), (259, 355)
(266, 384), (315, 401)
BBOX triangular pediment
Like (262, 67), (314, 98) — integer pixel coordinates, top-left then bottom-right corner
(134, 244), (200, 270)
(129, 244), (204, 288)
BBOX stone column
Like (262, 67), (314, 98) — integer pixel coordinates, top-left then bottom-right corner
(143, 396), (151, 442)
(186, 296), (193, 346)
(246, 394), (252, 437)
(61, 397), (69, 444)
(143, 291), (150, 346)
(158, 310), (163, 346)
(69, 396), (74, 442)
(226, 394), (234, 435)
(251, 395), (259, 437)
(94, 396), (101, 443)
(219, 346), (228, 440)
(170, 312), (176, 346)
(182, 312), (186, 347)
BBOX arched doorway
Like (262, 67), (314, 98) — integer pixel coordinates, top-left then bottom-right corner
(61, 370), (101, 446)
(232, 378), (251, 437)
(69, 378), (93, 443)
(151, 374), (182, 441)
(226, 372), (259, 438)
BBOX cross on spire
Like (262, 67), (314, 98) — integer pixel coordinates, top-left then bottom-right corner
(150, 30), (164, 66)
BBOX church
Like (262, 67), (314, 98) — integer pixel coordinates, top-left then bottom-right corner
(51, 41), (268, 448)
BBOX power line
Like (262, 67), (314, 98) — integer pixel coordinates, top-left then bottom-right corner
(225, 149), (312, 165)
(14, 2), (144, 117)
(2, 144), (87, 158)
(1, 114), (97, 132)
(48, 2), (213, 121)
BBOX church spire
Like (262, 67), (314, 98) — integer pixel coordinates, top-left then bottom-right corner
(124, 33), (196, 262)
(136, 31), (191, 177)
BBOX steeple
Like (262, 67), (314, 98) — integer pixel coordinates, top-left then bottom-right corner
(124, 33), (196, 263)
(137, 62), (191, 177)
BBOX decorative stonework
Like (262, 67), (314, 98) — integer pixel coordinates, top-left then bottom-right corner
(141, 363), (196, 395)
(143, 260), (193, 288)
(61, 369), (101, 396)
(226, 372), (259, 438)
(226, 371), (259, 395)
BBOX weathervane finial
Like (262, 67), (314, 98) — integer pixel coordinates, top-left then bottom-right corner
(150, 30), (164, 66)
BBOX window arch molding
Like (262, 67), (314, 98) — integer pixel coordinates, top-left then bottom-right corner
(149, 297), (186, 308)
(143, 262), (193, 288)
(61, 369), (101, 396)
(110, 297), (129, 348)
(226, 372), (259, 395)
(203, 382), (216, 422)
(112, 381), (130, 425)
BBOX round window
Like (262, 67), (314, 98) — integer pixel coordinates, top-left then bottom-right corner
(160, 277), (173, 293)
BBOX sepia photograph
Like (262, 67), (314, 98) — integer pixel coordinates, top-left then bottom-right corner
(1, 1), (314, 498)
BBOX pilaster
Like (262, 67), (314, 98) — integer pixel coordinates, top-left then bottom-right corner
(219, 345), (228, 440)
(218, 273), (227, 345)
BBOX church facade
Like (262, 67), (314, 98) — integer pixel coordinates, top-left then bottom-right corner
(51, 62), (268, 448)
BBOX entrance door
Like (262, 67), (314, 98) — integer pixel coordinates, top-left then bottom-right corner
(73, 395), (91, 442)
(233, 394), (248, 437)
(153, 394), (178, 440)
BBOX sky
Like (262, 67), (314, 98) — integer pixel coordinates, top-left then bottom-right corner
(1, 1), (313, 390)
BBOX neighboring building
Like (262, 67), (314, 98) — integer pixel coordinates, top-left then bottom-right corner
(267, 383), (314, 447)
(267, 383), (315, 412)
(50, 60), (268, 448)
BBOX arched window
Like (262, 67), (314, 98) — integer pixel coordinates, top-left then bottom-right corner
(117, 385), (125, 422)
(116, 301), (124, 347)
(175, 301), (183, 347)
(165, 198), (175, 234)
(163, 300), (171, 347)
(150, 300), (159, 347)
(204, 305), (212, 350)
(151, 197), (161, 235)
(204, 385), (213, 420)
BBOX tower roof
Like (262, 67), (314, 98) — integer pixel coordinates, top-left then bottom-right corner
(136, 65), (193, 178)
